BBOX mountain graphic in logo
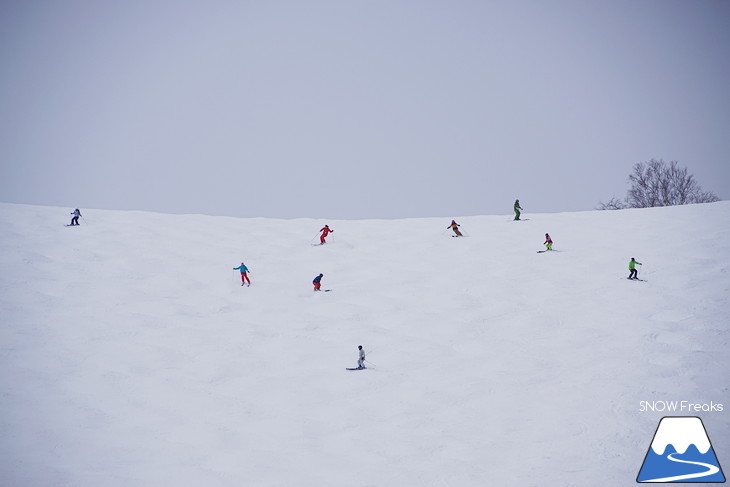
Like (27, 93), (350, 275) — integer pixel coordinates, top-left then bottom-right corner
(637, 416), (726, 483)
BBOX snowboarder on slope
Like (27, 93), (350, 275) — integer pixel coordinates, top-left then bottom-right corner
(544, 233), (553, 251)
(447, 220), (463, 237)
(69, 208), (82, 226)
(357, 345), (366, 369)
(313, 273), (324, 291)
(319, 225), (334, 244)
(233, 262), (251, 286)
(628, 258), (642, 280)
(514, 200), (523, 221)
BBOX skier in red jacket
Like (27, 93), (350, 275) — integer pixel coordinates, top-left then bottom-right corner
(319, 225), (334, 244)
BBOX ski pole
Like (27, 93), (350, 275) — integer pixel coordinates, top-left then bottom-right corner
(364, 350), (376, 367)
(81, 215), (88, 225)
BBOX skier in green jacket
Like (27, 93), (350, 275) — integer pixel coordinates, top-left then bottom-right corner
(628, 258), (642, 280)
(514, 199), (523, 220)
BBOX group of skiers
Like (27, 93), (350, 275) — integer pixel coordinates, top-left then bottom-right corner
(68, 204), (645, 369)
(231, 226), (335, 290)
(449, 200), (642, 279)
(311, 225), (335, 290)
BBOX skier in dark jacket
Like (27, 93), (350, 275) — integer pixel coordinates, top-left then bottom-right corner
(313, 273), (324, 291)
(513, 200), (523, 221)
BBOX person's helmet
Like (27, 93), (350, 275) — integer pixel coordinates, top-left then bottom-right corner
(358, 345), (362, 350)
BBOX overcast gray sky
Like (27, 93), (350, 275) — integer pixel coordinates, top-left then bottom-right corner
(1, 0), (728, 219)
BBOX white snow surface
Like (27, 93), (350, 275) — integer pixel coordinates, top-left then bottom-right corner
(1, 201), (728, 486)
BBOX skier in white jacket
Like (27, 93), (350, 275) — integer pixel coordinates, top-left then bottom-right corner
(357, 346), (366, 369)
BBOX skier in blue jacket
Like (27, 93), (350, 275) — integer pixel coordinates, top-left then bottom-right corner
(233, 262), (251, 286)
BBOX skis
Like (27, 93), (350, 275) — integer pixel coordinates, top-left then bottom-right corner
(626, 277), (646, 282)
(346, 366), (366, 371)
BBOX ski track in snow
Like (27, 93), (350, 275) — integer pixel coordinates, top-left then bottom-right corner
(0, 202), (729, 487)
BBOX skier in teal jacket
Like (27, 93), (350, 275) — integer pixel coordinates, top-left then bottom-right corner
(233, 263), (251, 286)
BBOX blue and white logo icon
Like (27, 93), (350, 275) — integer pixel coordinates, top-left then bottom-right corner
(637, 416), (725, 483)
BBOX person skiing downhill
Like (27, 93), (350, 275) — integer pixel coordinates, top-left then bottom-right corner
(628, 258), (642, 280)
(313, 273), (324, 291)
(357, 345), (366, 369)
(319, 225), (334, 244)
(69, 208), (82, 226)
(514, 200), (523, 221)
(544, 233), (553, 251)
(233, 262), (251, 286)
(447, 220), (463, 237)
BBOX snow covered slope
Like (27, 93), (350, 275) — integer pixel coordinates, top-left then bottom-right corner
(1, 202), (728, 486)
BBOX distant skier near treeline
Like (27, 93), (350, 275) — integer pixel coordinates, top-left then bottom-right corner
(233, 262), (251, 286)
(319, 225), (334, 244)
(313, 273), (324, 291)
(69, 208), (82, 226)
(544, 233), (553, 251)
(514, 200), (523, 221)
(448, 220), (463, 237)
(628, 258), (642, 280)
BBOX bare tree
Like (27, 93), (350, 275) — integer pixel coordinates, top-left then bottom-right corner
(596, 196), (626, 210)
(600, 159), (720, 209)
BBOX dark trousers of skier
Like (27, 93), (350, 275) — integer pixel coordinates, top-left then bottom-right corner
(71, 216), (80, 225)
(629, 268), (638, 279)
